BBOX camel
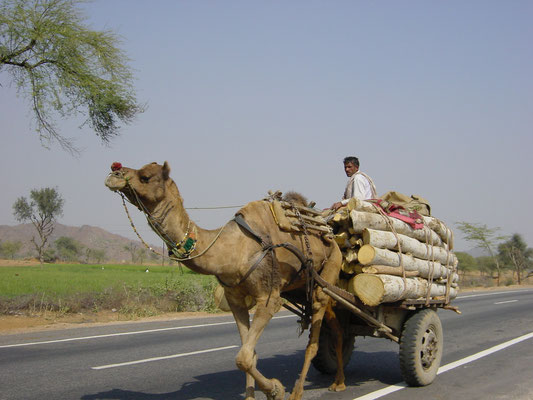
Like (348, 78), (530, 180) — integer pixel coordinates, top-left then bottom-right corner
(104, 161), (346, 400)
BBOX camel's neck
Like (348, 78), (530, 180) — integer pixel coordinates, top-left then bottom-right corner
(147, 182), (228, 276)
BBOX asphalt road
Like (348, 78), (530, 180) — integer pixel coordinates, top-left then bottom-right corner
(1, 288), (532, 400)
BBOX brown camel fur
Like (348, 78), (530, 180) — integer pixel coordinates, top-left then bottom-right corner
(104, 161), (346, 400)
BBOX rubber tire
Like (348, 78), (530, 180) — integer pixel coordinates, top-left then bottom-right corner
(311, 321), (355, 374)
(399, 309), (443, 386)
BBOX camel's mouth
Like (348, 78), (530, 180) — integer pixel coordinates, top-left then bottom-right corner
(105, 172), (127, 191)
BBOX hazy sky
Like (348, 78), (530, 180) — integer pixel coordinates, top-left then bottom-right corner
(1, 1), (532, 252)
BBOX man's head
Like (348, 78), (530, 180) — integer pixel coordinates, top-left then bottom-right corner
(343, 156), (359, 177)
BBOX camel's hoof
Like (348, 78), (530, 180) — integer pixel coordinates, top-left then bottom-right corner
(328, 382), (347, 392)
(245, 385), (255, 400)
(267, 378), (285, 400)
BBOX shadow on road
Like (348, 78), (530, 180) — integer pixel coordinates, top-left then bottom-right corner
(80, 349), (400, 399)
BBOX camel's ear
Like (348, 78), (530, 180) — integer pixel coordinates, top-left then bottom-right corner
(162, 161), (171, 180)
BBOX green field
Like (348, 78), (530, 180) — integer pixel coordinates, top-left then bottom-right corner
(0, 263), (218, 316)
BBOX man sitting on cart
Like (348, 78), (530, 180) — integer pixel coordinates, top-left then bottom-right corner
(329, 156), (377, 211)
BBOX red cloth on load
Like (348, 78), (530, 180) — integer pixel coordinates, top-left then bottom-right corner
(369, 199), (424, 230)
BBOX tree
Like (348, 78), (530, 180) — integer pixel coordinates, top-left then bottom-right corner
(13, 187), (64, 265)
(136, 247), (147, 264)
(0, 240), (22, 259)
(124, 242), (138, 263)
(55, 236), (83, 261)
(455, 222), (508, 286)
(498, 234), (533, 285)
(0, 0), (143, 154)
(476, 256), (498, 281)
(86, 248), (106, 264)
(455, 251), (477, 279)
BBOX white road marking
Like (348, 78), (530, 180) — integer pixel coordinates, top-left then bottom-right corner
(494, 300), (518, 305)
(91, 345), (239, 370)
(0, 314), (296, 349)
(456, 289), (532, 300)
(352, 331), (533, 400)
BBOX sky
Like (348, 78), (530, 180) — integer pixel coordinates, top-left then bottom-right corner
(1, 0), (532, 253)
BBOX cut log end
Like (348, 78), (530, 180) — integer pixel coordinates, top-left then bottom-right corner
(349, 274), (385, 306)
(357, 244), (376, 265)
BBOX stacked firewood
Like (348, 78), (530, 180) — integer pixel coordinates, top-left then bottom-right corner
(329, 198), (459, 307)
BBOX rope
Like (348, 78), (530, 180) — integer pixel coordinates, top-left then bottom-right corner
(120, 193), (165, 258)
(118, 183), (229, 262)
(424, 228), (436, 305)
(170, 222), (229, 261)
(186, 205), (244, 210)
(371, 203), (408, 297)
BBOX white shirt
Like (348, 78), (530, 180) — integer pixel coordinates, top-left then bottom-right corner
(341, 171), (377, 205)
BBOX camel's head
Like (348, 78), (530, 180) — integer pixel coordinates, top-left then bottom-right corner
(105, 161), (172, 208)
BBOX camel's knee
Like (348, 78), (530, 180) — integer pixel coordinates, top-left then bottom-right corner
(305, 342), (319, 359)
(235, 346), (255, 372)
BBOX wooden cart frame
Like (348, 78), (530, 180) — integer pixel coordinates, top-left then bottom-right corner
(309, 287), (458, 386)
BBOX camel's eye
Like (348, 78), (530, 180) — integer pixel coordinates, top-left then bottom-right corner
(140, 175), (150, 183)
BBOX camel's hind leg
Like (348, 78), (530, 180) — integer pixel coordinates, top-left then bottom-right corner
(324, 304), (346, 392)
(232, 294), (286, 400)
(289, 251), (344, 400)
(287, 286), (331, 400)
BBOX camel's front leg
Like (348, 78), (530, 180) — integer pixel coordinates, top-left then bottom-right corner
(234, 296), (286, 400)
(226, 294), (256, 400)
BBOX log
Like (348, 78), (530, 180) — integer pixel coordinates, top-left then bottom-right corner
(348, 198), (454, 248)
(349, 274), (458, 306)
(362, 265), (420, 277)
(357, 244), (456, 280)
(332, 210), (351, 226)
(362, 228), (457, 267)
(334, 232), (349, 248)
(341, 260), (358, 274)
(350, 210), (446, 248)
(344, 248), (358, 263)
(421, 215), (454, 249)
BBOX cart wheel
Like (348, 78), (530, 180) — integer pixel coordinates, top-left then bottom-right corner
(399, 309), (443, 386)
(312, 321), (355, 374)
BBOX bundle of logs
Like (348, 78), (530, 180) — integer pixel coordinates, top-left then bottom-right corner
(329, 198), (459, 307)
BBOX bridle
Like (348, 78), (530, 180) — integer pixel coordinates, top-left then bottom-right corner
(112, 171), (228, 261)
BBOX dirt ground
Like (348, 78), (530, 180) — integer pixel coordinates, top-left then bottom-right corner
(0, 310), (224, 335)
(0, 258), (41, 267)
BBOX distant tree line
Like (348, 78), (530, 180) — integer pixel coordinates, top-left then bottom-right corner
(0, 236), (162, 265)
(456, 222), (533, 286)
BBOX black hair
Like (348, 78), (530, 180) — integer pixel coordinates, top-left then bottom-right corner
(343, 156), (359, 167)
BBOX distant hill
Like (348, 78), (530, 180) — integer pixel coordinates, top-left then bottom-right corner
(0, 223), (164, 263)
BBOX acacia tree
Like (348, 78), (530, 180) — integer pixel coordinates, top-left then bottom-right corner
(498, 234), (533, 285)
(13, 187), (64, 265)
(456, 222), (508, 286)
(0, 0), (143, 154)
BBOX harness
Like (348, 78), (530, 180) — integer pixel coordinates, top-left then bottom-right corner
(230, 212), (356, 327)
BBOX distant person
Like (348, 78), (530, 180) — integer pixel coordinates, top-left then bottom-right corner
(329, 156), (377, 211)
